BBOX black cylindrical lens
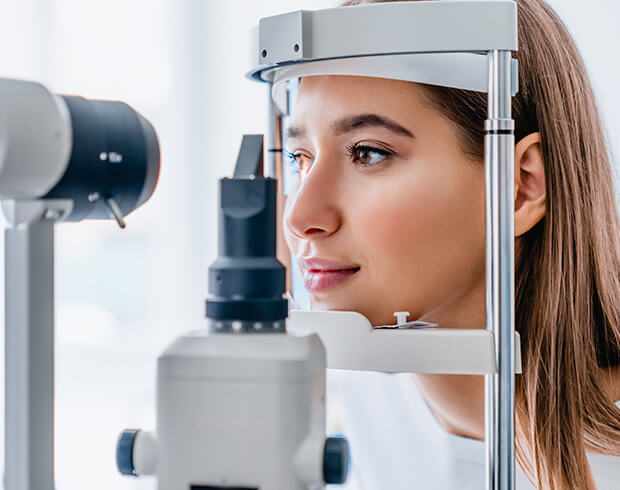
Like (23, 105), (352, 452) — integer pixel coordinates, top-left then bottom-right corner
(44, 96), (160, 222)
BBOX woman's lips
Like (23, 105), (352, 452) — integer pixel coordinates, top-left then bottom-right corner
(303, 267), (361, 293)
(299, 257), (361, 293)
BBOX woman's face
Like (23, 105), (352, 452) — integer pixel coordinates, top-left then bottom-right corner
(283, 75), (487, 327)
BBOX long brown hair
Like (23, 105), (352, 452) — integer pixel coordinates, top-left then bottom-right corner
(339, 0), (620, 488)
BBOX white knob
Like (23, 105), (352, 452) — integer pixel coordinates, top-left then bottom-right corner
(133, 430), (158, 476)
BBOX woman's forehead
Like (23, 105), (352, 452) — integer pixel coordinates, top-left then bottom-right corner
(297, 74), (420, 99)
(290, 75), (428, 134)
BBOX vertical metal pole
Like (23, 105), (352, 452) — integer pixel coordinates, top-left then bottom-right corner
(266, 84), (281, 179)
(267, 83), (291, 292)
(484, 50), (516, 490)
(4, 206), (56, 490)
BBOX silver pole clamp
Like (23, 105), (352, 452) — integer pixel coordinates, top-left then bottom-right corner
(484, 118), (515, 134)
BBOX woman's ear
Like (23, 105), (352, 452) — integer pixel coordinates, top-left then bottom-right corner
(514, 132), (546, 236)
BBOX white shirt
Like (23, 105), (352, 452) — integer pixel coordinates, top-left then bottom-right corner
(326, 370), (620, 490)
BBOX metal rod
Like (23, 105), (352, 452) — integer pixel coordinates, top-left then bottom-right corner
(5, 211), (56, 490)
(484, 50), (516, 490)
(266, 84), (280, 179)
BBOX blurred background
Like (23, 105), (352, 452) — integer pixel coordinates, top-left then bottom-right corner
(0, 0), (618, 489)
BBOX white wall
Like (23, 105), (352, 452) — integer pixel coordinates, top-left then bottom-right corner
(0, 1), (334, 489)
(547, 0), (620, 186)
(0, 1), (617, 489)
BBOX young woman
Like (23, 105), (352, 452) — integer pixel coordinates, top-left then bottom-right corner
(278, 0), (620, 488)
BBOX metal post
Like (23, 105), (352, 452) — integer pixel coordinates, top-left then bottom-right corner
(266, 84), (291, 292)
(484, 50), (516, 490)
(3, 199), (71, 490)
(266, 84), (281, 179)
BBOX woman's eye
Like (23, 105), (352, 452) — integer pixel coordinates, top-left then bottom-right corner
(282, 144), (391, 179)
(347, 144), (391, 166)
(284, 150), (312, 177)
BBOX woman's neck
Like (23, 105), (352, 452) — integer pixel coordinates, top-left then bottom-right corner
(413, 278), (487, 440)
(412, 373), (485, 440)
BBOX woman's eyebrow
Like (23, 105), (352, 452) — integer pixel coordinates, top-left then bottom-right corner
(285, 113), (414, 139)
(333, 113), (414, 138)
(285, 125), (306, 139)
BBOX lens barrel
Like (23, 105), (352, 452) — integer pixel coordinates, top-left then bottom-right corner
(44, 96), (160, 221)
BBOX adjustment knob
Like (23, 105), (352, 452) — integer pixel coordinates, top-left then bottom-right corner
(323, 436), (350, 484)
(116, 429), (139, 476)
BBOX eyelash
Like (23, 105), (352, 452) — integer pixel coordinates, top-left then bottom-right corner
(284, 144), (393, 175)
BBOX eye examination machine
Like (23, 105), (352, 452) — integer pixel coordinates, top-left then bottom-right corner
(0, 77), (160, 490)
(1, 1), (523, 490)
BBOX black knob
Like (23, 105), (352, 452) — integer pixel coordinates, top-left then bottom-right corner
(117, 429), (139, 476)
(323, 436), (350, 484)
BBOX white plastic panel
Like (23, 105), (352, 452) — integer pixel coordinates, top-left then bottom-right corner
(288, 310), (522, 375)
(156, 332), (327, 489)
(248, 0), (518, 81)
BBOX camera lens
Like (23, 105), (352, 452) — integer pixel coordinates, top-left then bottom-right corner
(44, 96), (160, 222)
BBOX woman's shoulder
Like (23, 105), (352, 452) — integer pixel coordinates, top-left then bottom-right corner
(578, 366), (620, 489)
(587, 449), (620, 490)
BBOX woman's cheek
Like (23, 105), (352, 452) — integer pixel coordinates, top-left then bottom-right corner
(354, 189), (443, 269)
(349, 169), (483, 308)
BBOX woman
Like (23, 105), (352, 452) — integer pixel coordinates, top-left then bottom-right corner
(278, 0), (620, 488)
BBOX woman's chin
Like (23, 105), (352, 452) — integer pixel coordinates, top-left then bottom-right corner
(307, 296), (376, 321)
(307, 295), (358, 312)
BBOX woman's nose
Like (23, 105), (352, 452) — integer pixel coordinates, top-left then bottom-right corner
(284, 163), (341, 240)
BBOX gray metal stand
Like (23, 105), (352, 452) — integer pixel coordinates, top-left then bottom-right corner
(2, 199), (72, 490)
(484, 50), (516, 490)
